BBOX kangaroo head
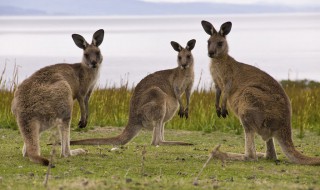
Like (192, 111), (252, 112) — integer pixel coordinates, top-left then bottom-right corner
(201, 20), (232, 58)
(171, 39), (196, 70)
(72, 29), (104, 69)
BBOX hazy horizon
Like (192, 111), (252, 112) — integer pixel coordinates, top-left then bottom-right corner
(1, 0), (319, 16)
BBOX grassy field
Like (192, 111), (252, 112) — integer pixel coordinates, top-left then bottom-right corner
(0, 127), (320, 190)
(1, 69), (320, 189)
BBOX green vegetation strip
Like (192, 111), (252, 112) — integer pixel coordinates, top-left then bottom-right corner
(1, 79), (320, 137)
(0, 127), (319, 190)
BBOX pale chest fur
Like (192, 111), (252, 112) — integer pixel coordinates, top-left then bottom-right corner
(174, 70), (194, 95)
(77, 66), (100, 96)
(210, 59), (225, 88)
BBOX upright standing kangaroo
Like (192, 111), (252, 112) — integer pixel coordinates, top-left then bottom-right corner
(11, 29), (104, 166)
(201, 20), (320, 165)
(70, 39), (196, 146)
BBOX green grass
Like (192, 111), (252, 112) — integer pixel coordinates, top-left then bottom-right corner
(0, 127), (319, 190)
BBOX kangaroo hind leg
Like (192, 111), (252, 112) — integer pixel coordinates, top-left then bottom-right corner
(57, 118), (86, 157)
(265, 138), (277, 160)
(159, 122), (193, 145)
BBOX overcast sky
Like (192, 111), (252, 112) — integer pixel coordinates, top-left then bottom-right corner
(142, 0), (320, 6)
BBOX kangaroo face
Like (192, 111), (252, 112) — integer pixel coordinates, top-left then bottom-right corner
(83, 45), (102, 68)
(201, 21), (232, 58)
(177, 49), (193, 69)
(72, 29), (105, 69)
(207, 34), (228, 58)
(171, 39), (196, 70)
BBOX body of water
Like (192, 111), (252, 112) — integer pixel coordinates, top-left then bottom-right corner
(0, 13), (320, 89)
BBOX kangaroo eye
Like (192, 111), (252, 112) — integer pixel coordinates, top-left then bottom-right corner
(84, 53), (89, 59)
(186, 55), (191, 59)
(207, 41), (211, 46)
(178, 56), (182, 60)
(217, 41), (223, 47)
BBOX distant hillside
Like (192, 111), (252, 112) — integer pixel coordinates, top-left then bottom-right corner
(0, 0), (319, 16)
(0, 6), (46, 16)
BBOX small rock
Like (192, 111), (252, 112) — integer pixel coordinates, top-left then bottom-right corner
(125, 178), (132, 183)
(82, 179), (89, 186)
(193, 180), (199, 186)
(275, 159), (281, 165)
(18, 166), (23, 168)
(84, 171), (94, 175)
(110, 147), (120, 152)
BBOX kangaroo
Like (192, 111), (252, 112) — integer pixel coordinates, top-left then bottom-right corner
(70, 39), (196, 146)
(11, 29), (104, 166)
(201, 20), (320, 165)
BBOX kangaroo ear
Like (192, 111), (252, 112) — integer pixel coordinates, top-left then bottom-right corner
(171, 41), (183, 52)
(201, 20), (217, 36)
(219, 22), (232, 36)
(92, 29), (104, 47)
(72, 34), (89, 50)
(186, 39), (196, 51)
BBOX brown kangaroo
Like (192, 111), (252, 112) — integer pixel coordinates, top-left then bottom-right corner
(70, 39), (196, 146)
(201, 20), (320, 165)
(11, 29), (104, 166)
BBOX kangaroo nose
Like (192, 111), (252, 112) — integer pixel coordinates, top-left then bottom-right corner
(208, 51), (215, 58)
(181, 64), (188, 69)
(91, 61), (97, 68)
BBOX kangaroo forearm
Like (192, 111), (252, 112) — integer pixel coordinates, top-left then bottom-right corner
(215, 86), (221, 108)
(84, 90), (92, 117)
(78, 97), (86, 120)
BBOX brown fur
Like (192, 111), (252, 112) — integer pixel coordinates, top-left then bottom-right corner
(11, 29), (104, 166)
(70, 39), (196, 146)
(201, 20), (320, 165)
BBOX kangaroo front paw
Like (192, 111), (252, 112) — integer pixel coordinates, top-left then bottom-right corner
(70, 148), (87, 156)
(221, 108), (228, 118)
(216, 107), (222, 118)
(184, 108), (189, 119)
(78, 120), (87, 128)
(178, 107), (185, 118)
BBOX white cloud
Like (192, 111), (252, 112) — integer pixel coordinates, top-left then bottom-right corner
(141, 0), (320, 6)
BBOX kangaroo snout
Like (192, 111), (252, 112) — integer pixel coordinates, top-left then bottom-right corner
(181, 64), (188, 69)
(208, 51), (215, 58)
(91, 61), (97, 68)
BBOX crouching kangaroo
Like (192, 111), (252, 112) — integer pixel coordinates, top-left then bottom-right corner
(11, 29), (104, 166)
(70, 39), (196, 146)
(201, 20), (320, 165)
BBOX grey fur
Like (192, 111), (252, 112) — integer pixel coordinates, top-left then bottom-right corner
(201, 20), (320, 165)
(70, 39), (196, 146)
(11, 29), (104, 166)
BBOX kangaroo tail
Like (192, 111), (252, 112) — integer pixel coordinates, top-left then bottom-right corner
(70, 124), (141, 146)
(275, 130), (320, 165)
